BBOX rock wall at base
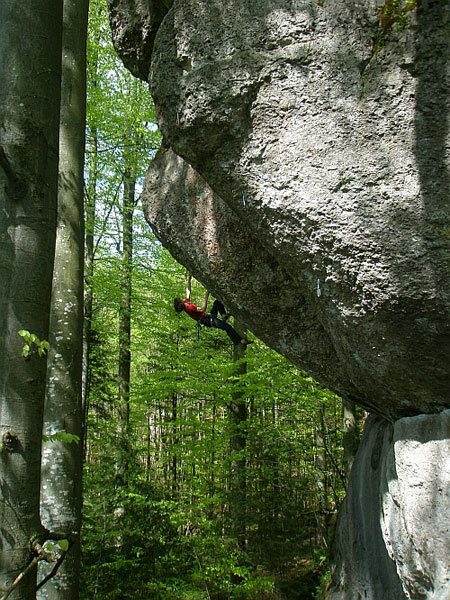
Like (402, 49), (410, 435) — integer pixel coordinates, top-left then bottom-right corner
(329, 412), (450, 600)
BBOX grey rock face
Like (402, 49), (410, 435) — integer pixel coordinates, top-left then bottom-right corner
(107, 0), (172, 81)
(141, 0), (449, 420)
(144, 148), (346, 395)
(330, 411), (450, 600)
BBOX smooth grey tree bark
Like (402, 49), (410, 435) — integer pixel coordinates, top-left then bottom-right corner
(117, 170), (135, 484)
(314, 403), (328, 547)
(342, 399), (359, 478)
(38, 0), (88, 598)
(229, 321), (248, 548)
(0, 1), (63, 599)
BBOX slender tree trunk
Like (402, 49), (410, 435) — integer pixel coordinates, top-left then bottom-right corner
(117, 170), (135, 483)
(0, 2), (62, 598)
(38, 1), (88, 598)
(82, 2), (101, 457)
(171, 392), (178, 496)
(82, 130), (97, 458)
(229, 321), (248, 548)
(146, 414), (152, 481)
(109, 170), (135, 555)
(342, 399), (359, 478)
(271, 399), (280, 528)
(210, 399), (216, 493)
(314, 403), (328, 547)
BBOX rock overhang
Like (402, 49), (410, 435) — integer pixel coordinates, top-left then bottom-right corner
(109, 0), (450, 420)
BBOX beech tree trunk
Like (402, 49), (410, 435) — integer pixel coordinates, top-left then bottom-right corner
(38, 0), (88, 597)
(82, 131), (97, 457)
(229, 321), (248, 548)
(314, 403), (328, 547)
(0, 1), (62, 598)
(117, 170), (135, 484)
(342, 399), (359, 478)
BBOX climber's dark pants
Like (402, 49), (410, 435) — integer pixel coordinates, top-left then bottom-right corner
(200, 300), (242, 345)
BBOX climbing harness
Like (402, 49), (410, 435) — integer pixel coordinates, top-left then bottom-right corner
(197, 314), (213, 340)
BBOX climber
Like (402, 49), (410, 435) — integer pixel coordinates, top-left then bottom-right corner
(173, 274), (253, 347)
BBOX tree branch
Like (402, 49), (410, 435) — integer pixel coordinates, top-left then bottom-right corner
(36, 536), (76, 592)
(0, 541), (56, 600)
(0, 146), (18, 182)
(0, 532), (76, 600)
(0, 556), (40, 600)
(320, 422), (347, 496)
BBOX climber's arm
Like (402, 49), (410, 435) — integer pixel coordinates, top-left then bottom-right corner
(199, 290), (209, 313)
(185, 272), (192, 300)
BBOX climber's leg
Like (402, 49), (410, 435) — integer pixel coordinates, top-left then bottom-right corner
(210, 300), (226, 319)
(210, 315), (243, 345)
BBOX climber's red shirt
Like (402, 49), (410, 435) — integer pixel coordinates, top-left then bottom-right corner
(183, 299), (206, 321)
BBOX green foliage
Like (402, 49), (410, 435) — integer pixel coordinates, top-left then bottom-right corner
(372, 0), (417, 53)
(42, 432), (80, 444)
(43, 539), (70, 554)
(315, 569), (331, 600)
(58, 538), (70, 552)
(380, 0), (416, 31)
(81, 470), (184, 599)
(18, 329), (49, 358)
(82, 243), (351, 599)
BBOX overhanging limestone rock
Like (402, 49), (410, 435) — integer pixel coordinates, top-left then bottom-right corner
(108, 0), (173, 81)
(144, 0), (449, 420)
(144, 148), (345, 395)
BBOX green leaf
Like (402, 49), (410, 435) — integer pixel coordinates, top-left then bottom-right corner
(42, 432), (80, 444)
(22, 344), (30, 358)
(58, 539), (70, 552)
(18, 329), (29, 338)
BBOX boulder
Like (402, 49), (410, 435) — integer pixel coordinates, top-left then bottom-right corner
(144, 148), (345, 398)
(113, 0), (449, 420)
(330, 411), (450, 600)
(108, 0), (173, 81)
